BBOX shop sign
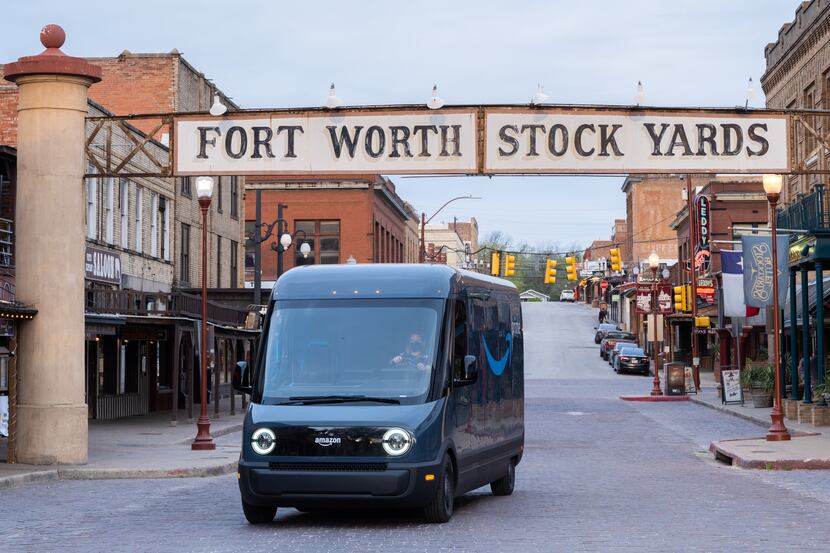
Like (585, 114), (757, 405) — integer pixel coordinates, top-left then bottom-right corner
(636, 284), (652, 313)
(657, 284), (673, 314)
(788, 235), (816, 265)
(697, 276), (716, 304)
(84, 246), (122, 285)
(175, 108), (789, 176)
(695, 195), (711, 274)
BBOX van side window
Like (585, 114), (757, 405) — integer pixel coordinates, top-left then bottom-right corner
(452, 300), (467, 381)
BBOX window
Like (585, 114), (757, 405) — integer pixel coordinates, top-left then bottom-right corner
(452, 300), (468, 382)
(150, 192), (158, 257)
(216, 236), (223, 287)
(86, 175), (98, 240)
(292, 220), (341, 266)
(120, 179), (129, 249)
(804, 83), (816, 154)
(161, 196), (170, 261)
(180, 223), (190, 283)
(180, 176), (191, 197)
(230, 176), (239, 218)
(244, 220), (256, 280)
(216, 176), (223, 213)
(104, 178), (114, 244)
(135, 186), (143, 253)
(230, 240), (238, 288)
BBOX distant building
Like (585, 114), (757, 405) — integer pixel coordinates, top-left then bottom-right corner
(423, 223), (467, 268)
(611, 219), (628, 262)
(583, 239), (613, 262)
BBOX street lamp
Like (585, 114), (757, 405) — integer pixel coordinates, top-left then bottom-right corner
(270, 229), (311, 267)
(762, 173), (791, 442)
(192, 176), (216, 451)
(420, 195), (481, 263)
(648, 251), (662, 396)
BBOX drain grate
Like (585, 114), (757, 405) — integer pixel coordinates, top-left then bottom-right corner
(714, 451), (734, 466)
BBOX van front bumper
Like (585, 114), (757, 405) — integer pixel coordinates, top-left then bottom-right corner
(238, 457), (443, 509)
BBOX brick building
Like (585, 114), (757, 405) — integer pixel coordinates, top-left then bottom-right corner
(244, 175), (419, 284)
(611, 219), (628, 262)
(583, 239), (613, 262)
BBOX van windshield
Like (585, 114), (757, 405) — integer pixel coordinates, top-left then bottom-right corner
(260, 298), (443, 405)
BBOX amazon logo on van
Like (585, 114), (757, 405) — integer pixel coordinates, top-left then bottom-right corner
(482, 332), (512, 376)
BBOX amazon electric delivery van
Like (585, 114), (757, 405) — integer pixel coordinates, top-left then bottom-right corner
(233, 264), (524, 524)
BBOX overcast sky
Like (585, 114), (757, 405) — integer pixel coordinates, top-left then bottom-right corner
(2, 1), (799, 248)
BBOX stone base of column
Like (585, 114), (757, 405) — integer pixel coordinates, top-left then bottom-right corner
(811, 405), (830, 427)
(15, 403), (88, 465)
(797, 402), (814, 425)
(782, 398), (798, 420)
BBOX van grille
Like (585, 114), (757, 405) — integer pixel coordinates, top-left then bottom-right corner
(268, 462), (388, 472)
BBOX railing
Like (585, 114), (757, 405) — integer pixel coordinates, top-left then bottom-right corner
(85, 288), (248, 327)
(777, 186), (829, 233)
(0, 217), (13, 267)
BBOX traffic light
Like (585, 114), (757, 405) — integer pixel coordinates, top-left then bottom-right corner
(491, 252), (500, 276)
(609, 248), (621, 272)
(565, 256), (577, 281)
(686, 284), (692, 311)
(695, 316), (710, 328)
(505, 254), (516, 277)
(544, 259), (557, 284)
(673, 285), (687, 312)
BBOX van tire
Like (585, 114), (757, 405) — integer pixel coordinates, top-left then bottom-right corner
(423, 455), (454, 523)
(242, 500), (277, 524)
(490, 460), (515, 496)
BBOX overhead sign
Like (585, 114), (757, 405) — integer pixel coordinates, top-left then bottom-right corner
(174, 107), (789, 176)
(85, 246), (122, 285)
(175, 110), (478, 175)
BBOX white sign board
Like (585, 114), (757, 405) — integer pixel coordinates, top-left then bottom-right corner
(175, 110), (478, 175)
(721, 369), (743, 405)
(485, 110), (789, 174)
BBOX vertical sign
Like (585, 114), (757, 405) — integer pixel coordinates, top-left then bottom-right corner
(695, 195), (711, 274)
(657, 284), (673, 314)
(636, 284), (652, 313)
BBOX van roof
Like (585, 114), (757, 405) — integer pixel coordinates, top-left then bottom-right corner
(272, 264), (517, 301)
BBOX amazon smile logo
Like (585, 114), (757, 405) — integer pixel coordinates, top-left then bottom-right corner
(482, 332), (512, 376)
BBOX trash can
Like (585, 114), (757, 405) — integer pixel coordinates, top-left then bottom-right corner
(664, 362), (686, 396)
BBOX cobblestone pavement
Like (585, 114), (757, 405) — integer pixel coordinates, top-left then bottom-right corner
(2, 302), (829, 552)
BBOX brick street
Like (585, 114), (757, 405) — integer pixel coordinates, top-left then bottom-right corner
(1, 302), (828, 552)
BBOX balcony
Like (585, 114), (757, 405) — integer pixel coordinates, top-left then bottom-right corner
(776, 186), (829, 233)
(85, 288), (249, 328)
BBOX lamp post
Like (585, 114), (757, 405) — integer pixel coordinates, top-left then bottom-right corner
(192, 176), (216, 451)
(271, 229), (311, 267)
(246, 194), (287, 306)
(649, 251), (663, 396)
(420, 195), (481, 263)
(762, 174), (791, 442)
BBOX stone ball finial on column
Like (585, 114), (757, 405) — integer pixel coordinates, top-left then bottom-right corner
(40, 24), (66, 51)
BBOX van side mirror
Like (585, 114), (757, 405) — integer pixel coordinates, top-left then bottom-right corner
(232, 361), (252, 394)
(454, 355), (478, 386)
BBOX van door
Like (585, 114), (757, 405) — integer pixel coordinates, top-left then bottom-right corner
(450, 298), (473, 461)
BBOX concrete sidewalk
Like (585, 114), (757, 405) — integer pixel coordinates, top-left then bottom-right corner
(0, 406), (244, 489)
(691, 371), (830, 469)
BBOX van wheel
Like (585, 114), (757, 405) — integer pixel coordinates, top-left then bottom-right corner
(490, 460), (515, 496)
(423, 455), (454, 523)
(242, 500), (277, 524)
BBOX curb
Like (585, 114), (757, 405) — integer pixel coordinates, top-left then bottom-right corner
(0, 469), (59, 490)
(56, 459), (238, 481)
(709, 441), (830, 470)
(171, 422), (243, 445)
(620, 395), (691, 402)
(689, 395), (815, 437)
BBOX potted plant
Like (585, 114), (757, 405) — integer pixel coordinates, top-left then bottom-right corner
(740, 363), (774, 408)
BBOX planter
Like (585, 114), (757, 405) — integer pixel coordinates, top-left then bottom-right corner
(812, 405), (830, 427)
(797, 402), (814, 424)
(783, 398), (798, 420)
(750, 389), (773, 408)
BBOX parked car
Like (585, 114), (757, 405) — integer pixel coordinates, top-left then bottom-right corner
(613, 346), (650, 375)
(609, 340), (639, 367)
(599, 331), (636, 358)
(559, 289), (575, 302)
(594, 323), (619, 344)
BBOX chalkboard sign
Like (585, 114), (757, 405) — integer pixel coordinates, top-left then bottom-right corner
(721, 369), (744, 405)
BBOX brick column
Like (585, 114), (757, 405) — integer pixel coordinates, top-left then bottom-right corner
(4, 25), (102, 464)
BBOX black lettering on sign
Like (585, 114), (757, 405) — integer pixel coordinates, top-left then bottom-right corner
(520, 124), (545, 157)
(575, 124), (595, 157)
(498, 125), (519, 156)
(721, 124), (743, 156)
(251, 127), (275, 159)
(746, 123), (769, 157)
(643, 123), (670, 156)
(439, 125), (462, 157)
(389, 126), (413, 158)
(696, 124), (718, 156)
(598, 124), (623, 157)
(225, 126), (247, 159)
(413, 125), (439, 157)
(547, 124), (568, 157)
(276, 126), (303, 158)
(327, 126), (363, 159)
(365, 126), (386, 158)
(197, 126), (221, 159)
(666, 125), (694, 157)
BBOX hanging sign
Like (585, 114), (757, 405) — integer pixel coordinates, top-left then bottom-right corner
(695, 195), (711, 273)
(636, 284), (652, 313)
(174, 107), (789, 176)
(697, 276), (716, 304)
(85, 246), (122, 285)
(657, 284), (673, 314)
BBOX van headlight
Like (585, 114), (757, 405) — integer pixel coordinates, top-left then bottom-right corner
(251, 428), (276, 455)
(382, 428), (413, 456)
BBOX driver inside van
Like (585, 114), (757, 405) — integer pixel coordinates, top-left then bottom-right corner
(391, 333), (431, 372)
